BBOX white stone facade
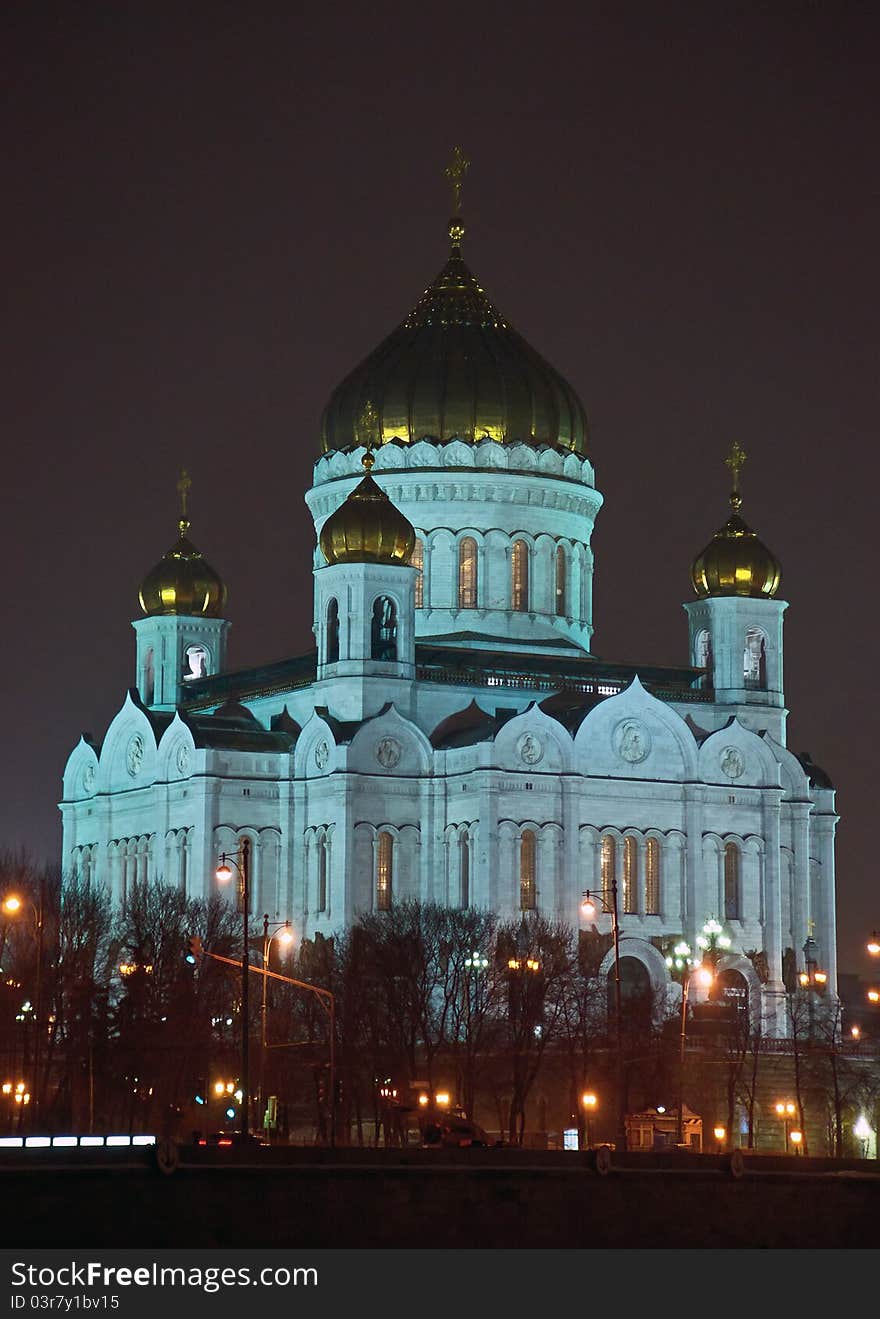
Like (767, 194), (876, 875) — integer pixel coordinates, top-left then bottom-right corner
(60, 440), (838, 1039)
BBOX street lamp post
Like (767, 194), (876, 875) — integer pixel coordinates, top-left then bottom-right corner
(216, 839), (252, 1139)
(581, 1091), (597, 1149)
(668, 942), (713, 1147)
(581, 883), (626, 1151)
(1, 888), (45, 1131)
(775, 1099), (796, 1153)
(259, 914), (293, 1134)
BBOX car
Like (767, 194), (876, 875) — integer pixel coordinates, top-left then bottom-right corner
(423, 1117), (493, 1148)
(194, 1130), (265, 1148)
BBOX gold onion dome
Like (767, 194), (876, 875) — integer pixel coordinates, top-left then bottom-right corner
(320, 451), (416, 566)
(691, 443), (781, 599)
(139, 470), (227, 617)
(320, 149), (589, 456)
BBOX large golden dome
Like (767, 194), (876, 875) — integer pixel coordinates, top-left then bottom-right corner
(139, 472), (227, 617)
(691, 445), (781, 599)
(319, 453), (416, 566)
(320, 213), (589, 455)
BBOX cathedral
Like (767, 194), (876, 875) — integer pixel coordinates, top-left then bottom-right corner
(60, 157), (838, 1038)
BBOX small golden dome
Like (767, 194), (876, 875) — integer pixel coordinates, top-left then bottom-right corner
(319, 453), (416, 566)
(691, 471), (781, 601)
(139, 471), (227, 617)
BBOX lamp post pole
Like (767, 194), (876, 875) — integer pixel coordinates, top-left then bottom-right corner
(259, 914), (293, 1135)
(581, 881), (626, 1151)
(677, 967), (691, 1148)
(217, 839), (251, 1138)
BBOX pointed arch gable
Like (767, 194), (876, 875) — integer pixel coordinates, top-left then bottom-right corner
(574, 676), (698, 782)
(97, 693), (160, 794)
(698, 719), (781, 788)
(492, 702), (572, 773)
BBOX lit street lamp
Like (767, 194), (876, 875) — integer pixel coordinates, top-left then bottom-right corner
(775, 1099), (797, 1153)
(216, 839), (252, 1138)
(581, 883), (626, 1151)
(0, 888), (45, 1131)
(666, 941), (712, 1146)
(581, 1090), (598, 1149)
(259, 914), (293, 1132)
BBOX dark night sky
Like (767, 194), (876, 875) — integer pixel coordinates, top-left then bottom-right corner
(3, 3), (878, 974)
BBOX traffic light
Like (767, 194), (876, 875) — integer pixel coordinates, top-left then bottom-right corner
(334, 1079), (343, 1107)
(185, 935), (203, 965)
(195, 1077), (207, 1106)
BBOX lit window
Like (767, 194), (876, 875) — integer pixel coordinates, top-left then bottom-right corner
(412, 539), (424, 609)
(724, 842), (740, 920)
(520, 831), (536, 911)
(623, 837), (637, 914)
(601, 836), (615, 905)
(511, 540), (529, 612)
(555, 545), (567, 617)
(183, 645), (208, 681)
(371, 596), (397, 661)
(327, 599), (340, 663)
(743, 628), (767, 689)
(458, 537), (478, 609)
(645, 838), (660, 915)
(377, 832), (393, 911)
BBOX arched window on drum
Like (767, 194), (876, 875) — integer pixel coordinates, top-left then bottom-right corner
(458, 537), (478, 609)
(555, 545), (567, 617)
(511, 540), (529, 612)
(411, 538), (424, 609)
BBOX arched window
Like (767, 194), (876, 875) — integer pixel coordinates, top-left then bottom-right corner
(412, 539), (424, 609)
(460, 832), (470, 909)
(179, 833), (188, 894)
(183, 645), (208, 681)
(555, 545), (567, 617)
(601, 835), (615, 905)
(645, 837), (660, 915)
(622, 837), (638, 914)
(144, 648), (155, 705)
(317, 836), (328, 913)
(511, 540), (529, 612)
(724, 842), (741, 920)
(376, 832), (393, 911)
(520, 831), (536, 911)
(458, 537), (478, 609)
(743, 628), (767, 689)
(326, 599), (340, 663)
(371, 596), (398, 661)
(695, 629), (713, 690)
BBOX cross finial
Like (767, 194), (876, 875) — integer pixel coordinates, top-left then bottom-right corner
(177, 468), (192, 524)
(724, 441), (747, 492)
(806, 917), (816, 937)
(356, 400), (380, 464)
(445, 145), (470, 216)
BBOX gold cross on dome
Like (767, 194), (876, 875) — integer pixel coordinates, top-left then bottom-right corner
(177, 468), (191, 519)
(807, 917), (816, 937)
(445, 146), (470, 215)
(724, 441), (747, 492)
